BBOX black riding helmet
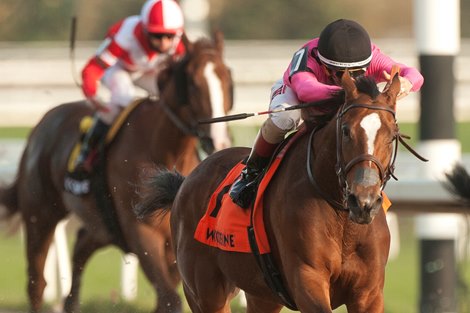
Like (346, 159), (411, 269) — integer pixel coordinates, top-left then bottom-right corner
(317, 19), (372, 70)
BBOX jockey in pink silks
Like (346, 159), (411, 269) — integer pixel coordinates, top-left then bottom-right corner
(230, 18), (424, 208)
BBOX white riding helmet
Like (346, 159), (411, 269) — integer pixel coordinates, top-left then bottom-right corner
(141, 0), (184, 34)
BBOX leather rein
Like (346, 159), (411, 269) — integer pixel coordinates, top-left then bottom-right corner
(307, 102), (428, 211)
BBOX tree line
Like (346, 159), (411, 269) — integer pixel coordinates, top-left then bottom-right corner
(0, 0), (468, 41)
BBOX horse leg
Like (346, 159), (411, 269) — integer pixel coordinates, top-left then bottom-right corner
(134, 228), (182, 313)
(244, 293), (283, 313)
(24, 215), (60, 313)
(345, 290), (384, 313)
(177, 249), (237, 313)
(288, 265), (333, 313)
(63, 227), (110, 313)
(181, 281), (234, 313)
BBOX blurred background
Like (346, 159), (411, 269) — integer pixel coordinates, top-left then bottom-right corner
(0, 0), (469, 40)
(1, 1), (470, 313)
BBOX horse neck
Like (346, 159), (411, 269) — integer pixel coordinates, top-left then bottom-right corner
(128, 99), (197, 168)
(310, 120), (343, 199)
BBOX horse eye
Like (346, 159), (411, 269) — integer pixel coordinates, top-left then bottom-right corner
(341, 125), (350, 138)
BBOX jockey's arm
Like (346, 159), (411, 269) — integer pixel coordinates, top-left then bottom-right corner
(81, 56), (108, 99)
(289, 71), (342, 103)
(81, 38), (127, 110)
(368, 46), (424, 99)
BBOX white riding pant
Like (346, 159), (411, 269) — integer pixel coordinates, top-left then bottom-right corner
(268, 79), (301, 132)
(97, 65), (159, 124)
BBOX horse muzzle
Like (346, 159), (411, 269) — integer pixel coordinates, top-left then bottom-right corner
(346, 167), (383, 224)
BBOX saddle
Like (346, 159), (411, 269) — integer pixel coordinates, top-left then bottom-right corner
(64, 98), (145, 196)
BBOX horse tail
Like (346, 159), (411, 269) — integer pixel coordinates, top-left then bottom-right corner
(0, 179), (19, 219)
(443, 163), (470, 207)
(135, 167), (185, 220)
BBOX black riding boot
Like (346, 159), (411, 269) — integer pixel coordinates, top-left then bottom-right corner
(229, 132), (277, 208)
(74, 116), (110, 172)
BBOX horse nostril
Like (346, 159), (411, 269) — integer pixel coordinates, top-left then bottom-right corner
(348, 193), (382, 213)
(347, 194), (359, 208)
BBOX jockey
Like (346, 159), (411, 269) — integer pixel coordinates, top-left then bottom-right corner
(230, 19), (424, 208)
(76, 0), (185, 172)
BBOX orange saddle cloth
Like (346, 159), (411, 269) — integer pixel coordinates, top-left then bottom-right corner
(194, 126), (392, 254)
(193, 128), (306, 254)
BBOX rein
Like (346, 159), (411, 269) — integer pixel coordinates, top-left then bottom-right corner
(307, 102), (427, 210)
(159, 99), (200, 137)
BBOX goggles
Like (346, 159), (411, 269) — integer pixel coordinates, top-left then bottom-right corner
(329, 66), (367, 80)
(149, 32), (176, 40)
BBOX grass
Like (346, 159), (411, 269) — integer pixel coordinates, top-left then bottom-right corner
(0, 127), (31, 139)
(1, 215), (468, 312)
(1, 122), (469, 151)
(0, 123), (469, 312)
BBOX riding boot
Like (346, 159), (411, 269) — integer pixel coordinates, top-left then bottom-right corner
(229, 131), (279, 208)
(74, 115), (110, 173)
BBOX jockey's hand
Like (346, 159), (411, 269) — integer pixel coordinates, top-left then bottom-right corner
(383, 70), (413, 100)
(87, 96), (110, 112)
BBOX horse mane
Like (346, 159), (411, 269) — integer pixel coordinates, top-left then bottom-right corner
(191, 37), (218, 52)
(157, 37), (221, 104)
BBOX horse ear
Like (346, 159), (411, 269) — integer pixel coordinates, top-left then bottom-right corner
(182, 32), (193, 53)
(382, 64), (400, 93)
(382, 65), (401, 110)
(213, 30), (225, 55)
(341, 70), (358, 101)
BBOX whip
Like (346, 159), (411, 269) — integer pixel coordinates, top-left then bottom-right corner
(69, 16), (82, 88)
(198, 101), (329, 124)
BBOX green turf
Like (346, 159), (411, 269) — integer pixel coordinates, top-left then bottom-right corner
(0, 127), (31, 139)
(0, 123), (469, 152)
(1, 215), (469, 312)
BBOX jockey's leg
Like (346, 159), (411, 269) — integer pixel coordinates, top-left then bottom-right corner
(230, 80), (301, 208)
(229, 118), (285, 208)
(75, 115), (110, 172)
(75, 65), (133, 172)
(133, 70), (159, 99)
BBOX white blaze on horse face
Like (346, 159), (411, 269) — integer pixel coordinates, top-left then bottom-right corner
(204, 62), (231, 150)
(360, 113), (381, 156)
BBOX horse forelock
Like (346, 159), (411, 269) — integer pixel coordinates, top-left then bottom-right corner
(355, 76), (380, 99)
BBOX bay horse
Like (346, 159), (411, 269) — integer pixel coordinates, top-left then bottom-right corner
(135, 71), (404, 312)
(0, 32), (233, 313)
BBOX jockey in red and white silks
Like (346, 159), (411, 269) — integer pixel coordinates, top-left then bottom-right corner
(75, 0), (185, 172)
(81, 0), (185, 123)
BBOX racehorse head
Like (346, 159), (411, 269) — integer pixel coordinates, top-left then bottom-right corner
(158, 31), (234, 155)
(335, 70), (400, 224)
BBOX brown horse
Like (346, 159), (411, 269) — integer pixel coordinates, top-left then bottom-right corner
(0, 33), (233, 313)
(135, 71), (404, 312)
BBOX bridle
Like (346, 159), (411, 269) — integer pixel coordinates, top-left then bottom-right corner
(307, 101), (427, 210)
(335, 103), (398, 207)
(158, 48), (227, 154)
